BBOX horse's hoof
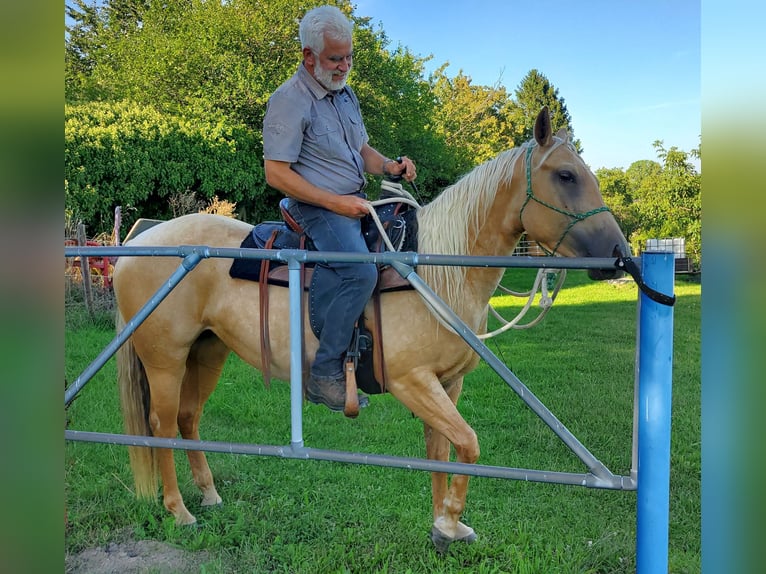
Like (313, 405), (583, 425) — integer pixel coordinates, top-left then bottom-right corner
(430, 523), (477, 555)
(455, 521), (477, 544)
(430, 526), (453, 556)
(175, 516), (197, 527)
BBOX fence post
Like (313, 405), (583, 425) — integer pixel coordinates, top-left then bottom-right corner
(76, 223), (93, 317)
(635, 252), (675, 573)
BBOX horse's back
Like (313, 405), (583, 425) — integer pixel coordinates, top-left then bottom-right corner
(113, 214), (253, 318)
(122, 213), (251, 248)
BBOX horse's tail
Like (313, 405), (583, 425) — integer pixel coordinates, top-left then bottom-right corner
(116, 311), (158, 500)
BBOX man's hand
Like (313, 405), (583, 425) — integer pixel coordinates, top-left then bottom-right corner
(328, 194), (372, 218)
(386, 156), (417, 182)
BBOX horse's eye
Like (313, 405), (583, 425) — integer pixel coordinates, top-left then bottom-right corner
(558, 170), (576, 184)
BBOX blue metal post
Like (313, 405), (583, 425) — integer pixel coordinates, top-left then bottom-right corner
(636, 252), (675, 573)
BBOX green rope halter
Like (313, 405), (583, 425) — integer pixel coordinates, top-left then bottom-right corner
(519, 142), (612, 256)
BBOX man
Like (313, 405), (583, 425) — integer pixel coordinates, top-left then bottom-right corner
(262, 5), (417, 411)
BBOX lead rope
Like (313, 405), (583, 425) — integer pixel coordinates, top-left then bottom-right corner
(479, 267), (567, 339)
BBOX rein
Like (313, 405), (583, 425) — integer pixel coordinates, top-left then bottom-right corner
(520, 142), (612, 256)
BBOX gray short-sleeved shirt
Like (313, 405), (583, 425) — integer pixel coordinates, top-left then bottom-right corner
(263, 64), (369, 195)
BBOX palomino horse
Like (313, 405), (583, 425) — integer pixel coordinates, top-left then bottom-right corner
(114, 107), (629, 552)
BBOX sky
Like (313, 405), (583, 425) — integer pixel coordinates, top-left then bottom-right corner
(353, 0), (701, 171)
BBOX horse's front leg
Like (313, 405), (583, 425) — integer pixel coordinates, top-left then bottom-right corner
(424, 377), (477, 550)
(389, 372), (480, 554)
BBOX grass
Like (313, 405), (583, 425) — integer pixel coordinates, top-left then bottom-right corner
(65, 269), (700, 573)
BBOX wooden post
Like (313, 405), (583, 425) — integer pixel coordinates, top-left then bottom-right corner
(77, 223), (93, 317)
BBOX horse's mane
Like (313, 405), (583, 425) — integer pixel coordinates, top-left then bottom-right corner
(416, 144), (528, 309)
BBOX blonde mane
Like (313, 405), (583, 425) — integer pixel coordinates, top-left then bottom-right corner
(416, 144), (528, 310)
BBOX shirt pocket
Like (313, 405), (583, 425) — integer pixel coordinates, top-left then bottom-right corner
(344, 114), (367, 151)
(336, 100), (366, 150)
(309, 121), (345, 158)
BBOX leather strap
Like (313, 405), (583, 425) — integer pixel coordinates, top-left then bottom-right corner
(299, 236), (310, 397)
(343, 358), (360, 418)
(372, 282), (387, 393)
(259, 230), (278, 388)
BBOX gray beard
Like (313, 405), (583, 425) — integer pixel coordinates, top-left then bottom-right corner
(314, 67), (348, 92)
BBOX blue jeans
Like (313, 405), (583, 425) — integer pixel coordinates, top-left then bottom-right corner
(287, 197), (378, 379)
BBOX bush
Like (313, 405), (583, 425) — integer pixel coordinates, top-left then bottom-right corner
(65, 101), (269, 235)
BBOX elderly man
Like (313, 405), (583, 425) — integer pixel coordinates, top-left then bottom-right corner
(262, 5), (417, 411)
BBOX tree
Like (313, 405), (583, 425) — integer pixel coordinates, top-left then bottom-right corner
(508, 69), (582, 152)
(428, 66), (516, 171)
(66, 0), (312, 125)
(601, 142), (701, 266)
(595, 167), (641, 247)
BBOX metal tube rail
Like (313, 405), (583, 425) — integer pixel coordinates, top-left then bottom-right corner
(65, 244), (626, 272)
(390, 260), (618, 485)
(64, 430), (632, 490)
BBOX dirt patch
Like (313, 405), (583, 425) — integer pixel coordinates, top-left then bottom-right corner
(65, 539), (211, 574)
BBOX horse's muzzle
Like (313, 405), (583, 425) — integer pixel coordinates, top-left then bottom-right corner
(587, 244), (630, 281)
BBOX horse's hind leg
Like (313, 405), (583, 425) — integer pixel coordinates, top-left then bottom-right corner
(178, 334), (230, 509)
(143, 363), (197, 525)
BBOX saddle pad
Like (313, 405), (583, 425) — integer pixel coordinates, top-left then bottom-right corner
(228, 231), (413, 293)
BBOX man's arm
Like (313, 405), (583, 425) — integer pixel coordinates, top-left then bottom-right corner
(264, 159), (371, 218)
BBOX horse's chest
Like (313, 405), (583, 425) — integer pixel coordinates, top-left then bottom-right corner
(438, 347), (481, 381)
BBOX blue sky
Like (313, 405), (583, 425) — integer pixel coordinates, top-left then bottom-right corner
(353, 0), (701, 171)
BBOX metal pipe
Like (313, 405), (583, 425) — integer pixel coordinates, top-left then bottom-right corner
(64, 251), (204, 406)
(64, 429), (633, 489)
(390, 260), (616, 482)
(635, 252), (675, 574)
(288, 257), (304, 448)
(65, 244), (619, 271)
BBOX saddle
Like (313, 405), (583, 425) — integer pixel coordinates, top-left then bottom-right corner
(229, 194), (419, 413)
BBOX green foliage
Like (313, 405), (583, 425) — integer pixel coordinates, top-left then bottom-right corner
(597, 142), (701, 265)
(429, 67), (516, 170)
(65, 100), (268, 234)
(596, 167), (641, 244)
(66, 0), (309, 125)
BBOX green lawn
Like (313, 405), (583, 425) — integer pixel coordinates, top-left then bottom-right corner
(65, 269), (700, 573)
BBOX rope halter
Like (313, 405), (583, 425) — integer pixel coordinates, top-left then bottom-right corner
(519, 141), (612, 256)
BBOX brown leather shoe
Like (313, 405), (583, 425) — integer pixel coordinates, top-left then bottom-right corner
(306, 374), (369, 412)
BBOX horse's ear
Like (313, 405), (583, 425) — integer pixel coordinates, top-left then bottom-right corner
(555, 127), (568, 141)
(534, 106), (553, 147)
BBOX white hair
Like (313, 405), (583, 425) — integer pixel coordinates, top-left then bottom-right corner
(299, 5), (353, 53)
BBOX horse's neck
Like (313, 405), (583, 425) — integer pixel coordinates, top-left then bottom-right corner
(463, 160), (527, 307)
(417, 151), (526, 324)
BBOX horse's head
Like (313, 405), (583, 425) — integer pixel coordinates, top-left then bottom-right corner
(519, 107), (630, 280)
